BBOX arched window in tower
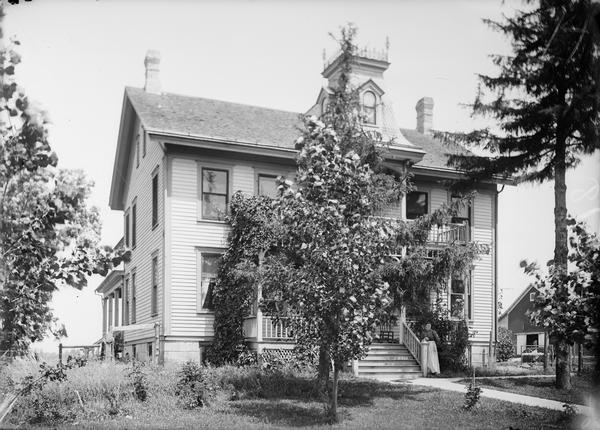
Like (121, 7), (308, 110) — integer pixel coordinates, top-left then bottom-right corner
(321, 97), (329, 117)
(362, 91), (376, 125)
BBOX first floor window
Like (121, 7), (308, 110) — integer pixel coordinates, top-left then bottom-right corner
(406, 191), (428, 219)
(450, 275), (472, 320)
(258, 174), (278, 198)
(201, 168), (229, 220)
(197, 252), (222, 311)
(151, 255), (158, 316)
(131, 271), (137, 323)
(147, 342), (153, 361)
(132, 201), (137, 248)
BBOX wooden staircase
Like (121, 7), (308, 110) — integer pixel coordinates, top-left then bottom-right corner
(357, 343), (422, 381)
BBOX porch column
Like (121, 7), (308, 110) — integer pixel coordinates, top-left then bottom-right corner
(114, 289), (120, 327)
(102, 298), (107, 335)
(108, 294), (114, 330)
(256, 251), (265, 344)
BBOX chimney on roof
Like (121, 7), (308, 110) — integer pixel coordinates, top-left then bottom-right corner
(144, 50), (161, 94)
(415, 97), (434, 134)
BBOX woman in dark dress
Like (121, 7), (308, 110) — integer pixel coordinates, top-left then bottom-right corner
(421, 323), (440, 374)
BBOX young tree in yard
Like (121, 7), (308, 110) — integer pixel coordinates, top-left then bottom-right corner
(526, 218), (600, 387)
(0, 18), (127, 352)
(437, 0), (600, 389)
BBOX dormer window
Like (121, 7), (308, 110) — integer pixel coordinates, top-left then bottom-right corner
(362, 91), (377, 124)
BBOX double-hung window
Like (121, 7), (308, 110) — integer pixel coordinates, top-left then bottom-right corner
(196, 251), (222, 312)
(406, 191), (428, 220)
(362, 91), (377, 125)
(201, 168), (229, 221)
(132, 200), (137, 249)
(450, 275), (472, 320)
(451, 195), (471, 242)
(124, 277), (129, 325)
(152, 172), (159, 228)
(131, 270), (137, 324)
(151, 255), (158, 316)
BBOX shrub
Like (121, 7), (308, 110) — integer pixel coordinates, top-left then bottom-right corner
(20, 381), (78, 424)
(463, 383), (482, 411)
(174, 361), (216, 409)
(497, 327), (515, 362)
(127, 360), (148, 401)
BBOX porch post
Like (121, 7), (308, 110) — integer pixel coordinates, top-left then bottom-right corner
(399, 306), (406, 344)
(102, 298), (107, 335)
(256, 251), (265, 345)
(420, 341), (429, 377)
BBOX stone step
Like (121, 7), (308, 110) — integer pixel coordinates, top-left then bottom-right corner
(362, 355), (415, 361)
(364, 373), (421, 381)
(358, 366), (421, 375)
(359, 360), (420, 367)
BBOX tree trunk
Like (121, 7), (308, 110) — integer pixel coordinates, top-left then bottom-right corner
(553, 137), (571, 390)
(317, 343), (330, 392)
(328, 362), (339, 423)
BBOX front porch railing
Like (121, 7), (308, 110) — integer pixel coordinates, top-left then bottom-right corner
(402, 321), (421, 365)
(243, 315), (294, 342)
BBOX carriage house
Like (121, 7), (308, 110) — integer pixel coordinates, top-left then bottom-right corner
(97, 47), (501, 379)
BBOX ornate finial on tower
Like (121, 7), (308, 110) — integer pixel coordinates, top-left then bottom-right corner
(322, 49), (327, 67)
(385, 36), (390, 53)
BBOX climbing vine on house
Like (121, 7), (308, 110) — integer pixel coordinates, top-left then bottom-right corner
(204, 193), (282, 365)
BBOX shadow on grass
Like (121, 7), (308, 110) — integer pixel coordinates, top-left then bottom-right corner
(227, 377), (440, 426)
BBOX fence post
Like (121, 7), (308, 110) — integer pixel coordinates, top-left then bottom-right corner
(543, 332), (549, 371)
(58, 343), (63, 364)
(420, 341), (429, 377)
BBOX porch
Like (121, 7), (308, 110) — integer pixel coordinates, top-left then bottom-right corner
(242, 314), (433, 380)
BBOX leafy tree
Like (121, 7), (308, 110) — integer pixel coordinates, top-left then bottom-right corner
(526, 217), (600, 386)
(0, 16), (127, 353)
(437, 0), (600, 389)
(497, 327), (516, 362)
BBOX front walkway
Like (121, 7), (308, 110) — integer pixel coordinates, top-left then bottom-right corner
(403, 377), (593, 417)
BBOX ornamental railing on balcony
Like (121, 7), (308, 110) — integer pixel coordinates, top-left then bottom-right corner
(426, 222), (469, 244)
(262, 316), (294, 340)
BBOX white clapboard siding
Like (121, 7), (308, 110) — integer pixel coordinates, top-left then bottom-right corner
(168, 155), (294, 338)
(122, 121), (165, 344)
(471, 192), (494, 342)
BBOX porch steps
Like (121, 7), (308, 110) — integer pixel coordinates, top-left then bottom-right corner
(357, 343), (421, 381)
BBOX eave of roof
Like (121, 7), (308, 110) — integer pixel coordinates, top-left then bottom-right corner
(95, 270), (124, 294)
(498, 285), (539, 321)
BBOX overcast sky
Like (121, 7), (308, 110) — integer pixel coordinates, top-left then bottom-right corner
(4, 0), (599, 352)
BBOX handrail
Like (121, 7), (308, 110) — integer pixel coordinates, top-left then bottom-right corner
(402, 321), (421, 365)
(262, 316), (294, 340)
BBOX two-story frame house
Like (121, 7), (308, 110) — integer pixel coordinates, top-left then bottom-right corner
(97, 47), (500, 377)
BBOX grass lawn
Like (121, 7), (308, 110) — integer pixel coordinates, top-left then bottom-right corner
(17, 380), (578, 430)
(460, 374), (595, 405)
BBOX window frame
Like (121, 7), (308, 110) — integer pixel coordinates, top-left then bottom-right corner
(151, 253), (159, 317)
(529, 292), (536, 302)
(197, 164), (232, 222)
(131, 199), (137, 249)
(151, 170), (159, 229)
(196, 248), (225, 313)
(406, 190), (429, 220)
(124, 209), (130, 248)
(450, 194), (472, 242)
(362, 91), (377, 125)
(257, 173), (279, 198)
(449, 273), (473, 321)
(142, 129), (147, 158)
(131, 269), (137, 324)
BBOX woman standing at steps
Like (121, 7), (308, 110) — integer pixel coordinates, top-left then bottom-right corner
(421, 323), (441, 374)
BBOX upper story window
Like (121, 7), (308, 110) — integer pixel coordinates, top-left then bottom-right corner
(362, 91), (377, 125)
(131, 270), (137, 324)
(406, 191), (428, 220)
(142, 131), (147, 158)
(451, 195), (471, 241)
(529, 292), (536, 302)
(258, 174), (278, 198)
(124, 277), (129, 326)
(152, 172), (159, 228)
(201, 168), (229, 221)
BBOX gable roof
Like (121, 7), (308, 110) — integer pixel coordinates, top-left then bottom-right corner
(110, 87), (476, 209)
(498, 285), (539, 322)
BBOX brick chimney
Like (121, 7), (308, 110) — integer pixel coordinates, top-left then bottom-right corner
(415, 97), (434, 134)
(144, 50), (161, 94)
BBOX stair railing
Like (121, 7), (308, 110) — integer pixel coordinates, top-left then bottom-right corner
(402, 321), (421, 365)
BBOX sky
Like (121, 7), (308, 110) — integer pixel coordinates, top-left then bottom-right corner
(4, 0), (599, 352)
